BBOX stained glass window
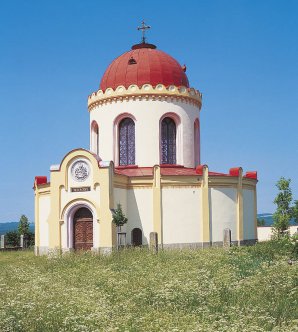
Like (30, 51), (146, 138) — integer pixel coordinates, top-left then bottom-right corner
(161, 117), (176, 164)
(119, 118), (135, 166)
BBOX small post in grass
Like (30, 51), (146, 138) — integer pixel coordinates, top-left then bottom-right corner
(116, 226), (126, 250)
(20, 234), (24, 249)
(223, 228), (231, 248)
(150, 232), (158, 254)
(0, 235), (5, 249)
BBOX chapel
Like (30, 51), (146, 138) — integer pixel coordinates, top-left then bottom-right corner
(34, 24), (258, 255)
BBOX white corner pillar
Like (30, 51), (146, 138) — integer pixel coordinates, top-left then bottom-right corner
(201, 165), (211, 247)
(153, 165), (163, 247)
(99, 162), (116, 252)
(236, 168), (244, 245)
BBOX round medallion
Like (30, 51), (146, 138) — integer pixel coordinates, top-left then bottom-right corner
(71, 161), (90, 182)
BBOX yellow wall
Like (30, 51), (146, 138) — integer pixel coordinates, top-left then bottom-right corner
(34, 151), (257, 254)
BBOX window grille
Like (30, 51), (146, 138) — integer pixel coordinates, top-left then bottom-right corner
(161, 117), (176, 164)
(119, 118), (135, 165)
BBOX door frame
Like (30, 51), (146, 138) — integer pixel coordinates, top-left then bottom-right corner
(64, 201), (98, 250)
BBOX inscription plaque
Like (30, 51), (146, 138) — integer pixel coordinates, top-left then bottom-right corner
(71, 186), (91, 192)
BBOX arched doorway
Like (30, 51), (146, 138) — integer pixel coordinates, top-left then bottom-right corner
(131, 228), (142, 246)
(73, 207), (93, 250)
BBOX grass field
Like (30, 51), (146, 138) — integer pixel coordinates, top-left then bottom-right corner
(0, 241), (297, 332)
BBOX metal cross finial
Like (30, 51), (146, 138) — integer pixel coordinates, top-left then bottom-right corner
(137, 20), (151, 44)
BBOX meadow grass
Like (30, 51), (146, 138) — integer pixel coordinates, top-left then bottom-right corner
(0, 242), (297, 332)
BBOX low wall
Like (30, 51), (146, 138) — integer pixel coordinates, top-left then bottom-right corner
(0, 247), (22, 252)
(257, 226), (298, 242)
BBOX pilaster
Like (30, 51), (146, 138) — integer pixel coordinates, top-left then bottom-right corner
(34, 183), (40, 253)
(201, 165), (210, 246)
(253, 186), (258, 240)
(48, 175), (62, 251)
(153, 165), (162, 246)
(99, 163), (116, 249)
(236, 168), (244, 245)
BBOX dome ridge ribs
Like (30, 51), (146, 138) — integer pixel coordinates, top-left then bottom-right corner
(115, 53), (128, 88)
(125, 50), (138, 86)
(150, 49), (162, 87)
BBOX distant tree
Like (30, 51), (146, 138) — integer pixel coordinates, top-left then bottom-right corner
(18, 215), (30, 236)
(5, 231), (19, 247)
(257, 218), (266, 226)
(292, 200), (298, 224)
(17, 215), (35, 247)
(26, 232), (35, 247)
(273, 177), (294, 237)
(112, 204), (128, 228)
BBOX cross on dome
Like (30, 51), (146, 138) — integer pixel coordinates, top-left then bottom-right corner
(137, 20), (151, 44)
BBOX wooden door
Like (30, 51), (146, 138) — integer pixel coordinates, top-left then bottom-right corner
(73, 208), (93, 250)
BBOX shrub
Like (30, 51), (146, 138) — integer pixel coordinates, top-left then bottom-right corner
(5, 231), (19, 247)
(112, 203), (128, 227)
(290, 234), (298, 259)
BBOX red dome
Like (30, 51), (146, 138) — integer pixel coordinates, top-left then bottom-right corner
(100, 43), (189, 91)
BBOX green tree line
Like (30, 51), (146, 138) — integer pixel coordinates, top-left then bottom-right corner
(5, 215), (34, 247)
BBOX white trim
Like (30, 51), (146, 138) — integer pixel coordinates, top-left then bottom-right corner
(50, 164), (60, 171)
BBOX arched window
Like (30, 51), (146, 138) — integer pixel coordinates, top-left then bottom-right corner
(91, 121), (99, 155)
(119, 118), (135, 166)
(161, 117), (176, 164)
(194, 119), (200, 166)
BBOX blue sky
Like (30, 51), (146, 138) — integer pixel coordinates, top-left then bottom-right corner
(0, 0), (298, 222)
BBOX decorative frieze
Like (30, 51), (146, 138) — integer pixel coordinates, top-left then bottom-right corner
(88, 84), (202, 111)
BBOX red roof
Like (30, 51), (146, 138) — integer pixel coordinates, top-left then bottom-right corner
(34, 176), (48, 188)
(115, 167), (153, 177)
(100, 43), (189, 91)
(115, 166), (257, 179)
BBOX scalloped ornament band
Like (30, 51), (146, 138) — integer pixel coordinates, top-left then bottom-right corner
(88, 84), (202, 111)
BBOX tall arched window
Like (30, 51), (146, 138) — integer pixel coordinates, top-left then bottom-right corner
(119, 118), (135, 166)
(161, 117), (176, 164)
(91, 121), (99, 155)
(194, 119), (200, 166)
